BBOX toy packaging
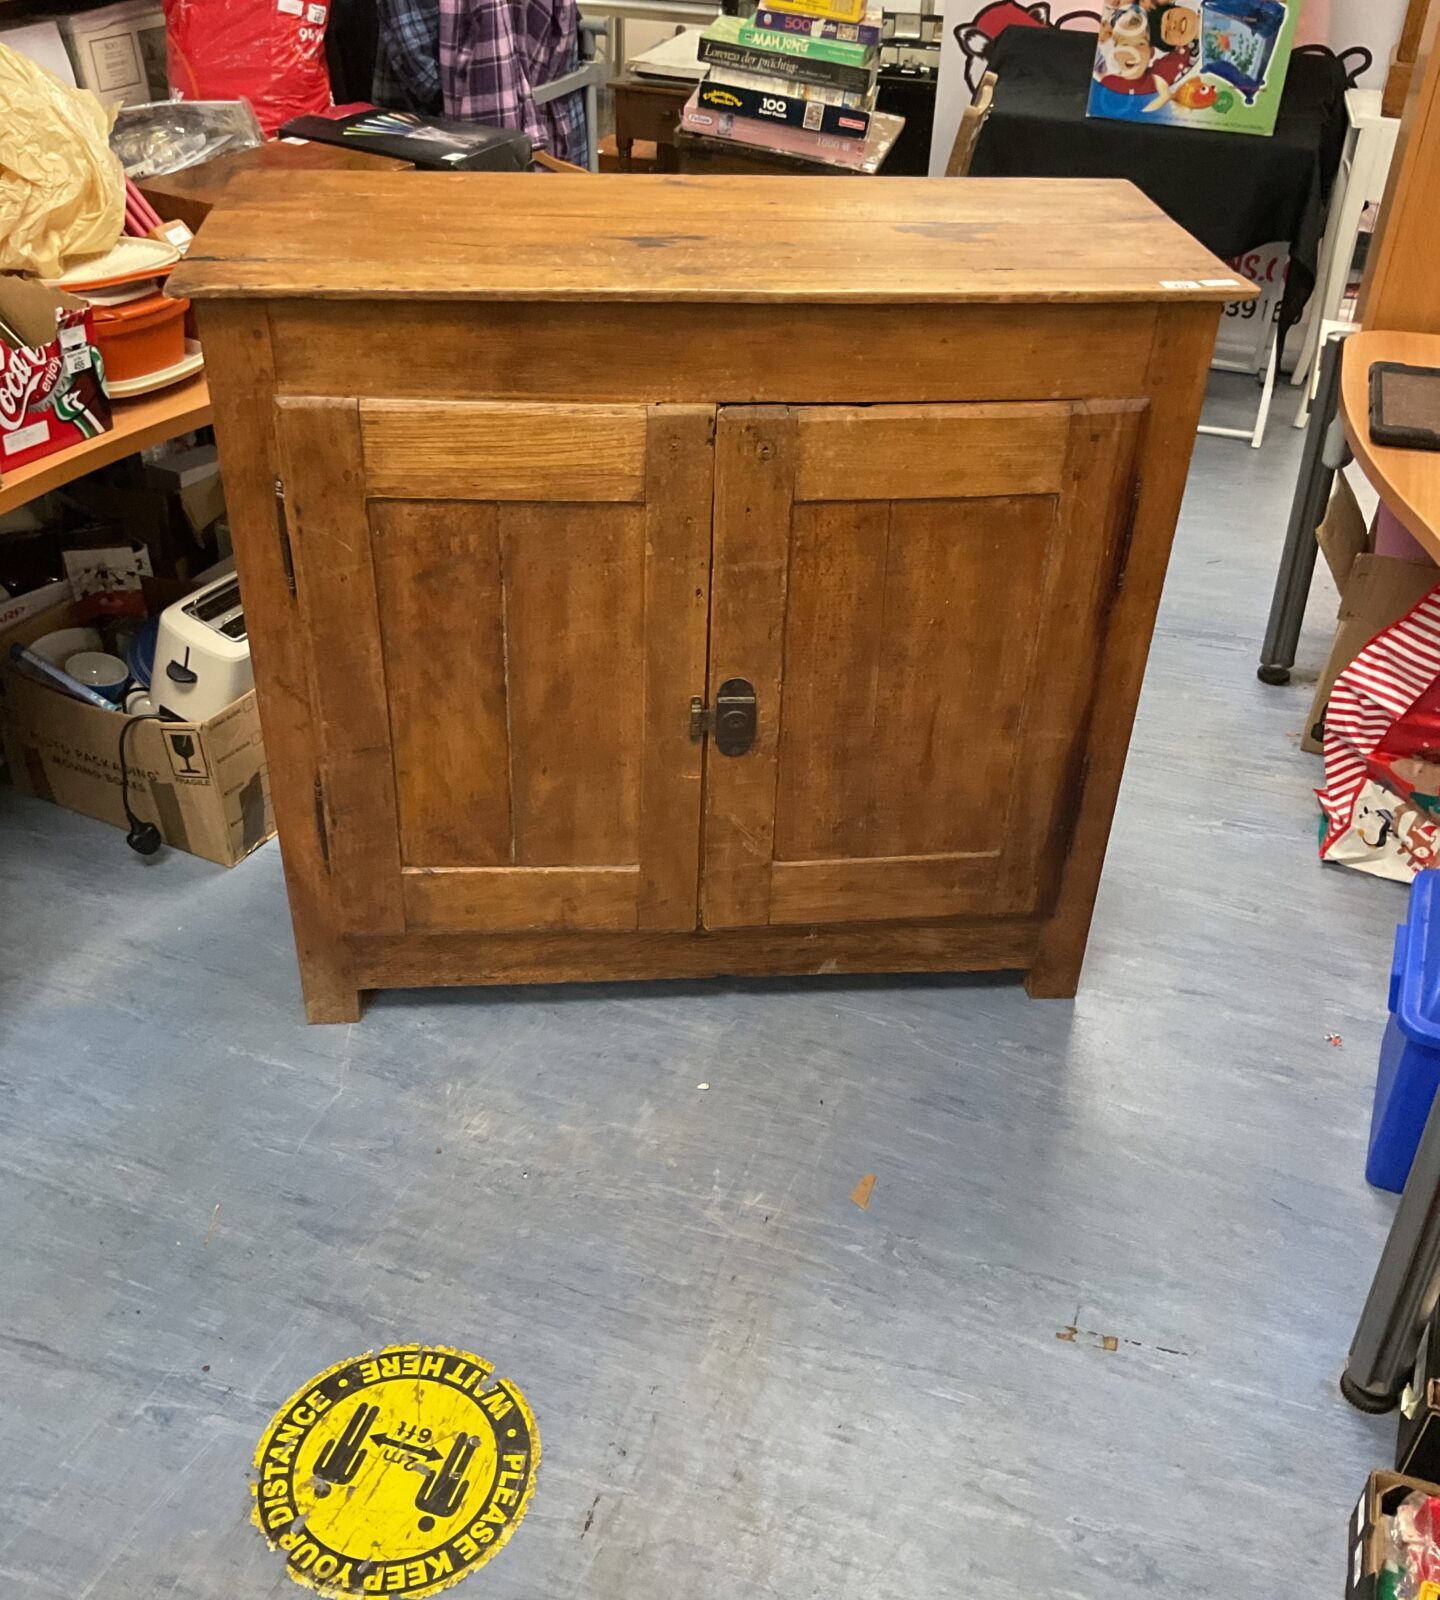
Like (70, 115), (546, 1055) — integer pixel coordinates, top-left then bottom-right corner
(1086, 1), (1302, 137)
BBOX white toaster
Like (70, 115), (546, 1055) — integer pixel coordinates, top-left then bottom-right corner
(155, 571), (254, 721)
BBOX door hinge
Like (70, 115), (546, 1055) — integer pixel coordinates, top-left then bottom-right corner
(313, 775), (331, 869)
(275, 476), (297, 597)
(690, 679), (758, 756)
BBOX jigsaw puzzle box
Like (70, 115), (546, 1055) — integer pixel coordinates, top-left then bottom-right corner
(1087, 1), (1303, 137)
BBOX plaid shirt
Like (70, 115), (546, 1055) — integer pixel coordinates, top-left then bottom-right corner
(439, 0), (586, 162)
(373, 0), (443, 113)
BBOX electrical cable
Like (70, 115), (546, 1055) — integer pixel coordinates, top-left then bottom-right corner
(119, 712), (163, 855)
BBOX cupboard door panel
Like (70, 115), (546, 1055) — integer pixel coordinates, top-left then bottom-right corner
(773, 494), (1054, 863)
(499, 502), (645, 867)
(793, 404), (1069, 501)
(361, 401), (647, 501)
(371, 499), (512, 868)
(703, 400), (1144, 930)
(278, 400), (713, 934)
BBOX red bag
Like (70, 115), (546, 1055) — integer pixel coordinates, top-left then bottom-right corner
(165, 0), (333, 136)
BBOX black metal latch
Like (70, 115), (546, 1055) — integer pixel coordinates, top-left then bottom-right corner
(689, 679), (757, 756)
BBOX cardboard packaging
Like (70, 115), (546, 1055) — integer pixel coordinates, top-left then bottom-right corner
(1304, 476), (1440, 754)
(0, 593), (273, 866)
(0, 277), (112, 480)
(1087, 1), (1301, 138)
(1348, 1470), (1440, 1600)
(53, 0), (168, 107)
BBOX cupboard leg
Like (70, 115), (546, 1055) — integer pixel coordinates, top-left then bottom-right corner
(293, 901), (363, 1022)
(1024, 940), (1084, 1000)
(301, 968), (363, 1025)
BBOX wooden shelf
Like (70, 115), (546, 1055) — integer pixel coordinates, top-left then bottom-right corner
(0, 374), (211, 517)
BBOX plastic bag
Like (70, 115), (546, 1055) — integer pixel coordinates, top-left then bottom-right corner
(165, 0), (332, 137)
(1320, 581), (1440, 881)
(1379, 1493), (1440, 1598)
(0, 45), (125, 279)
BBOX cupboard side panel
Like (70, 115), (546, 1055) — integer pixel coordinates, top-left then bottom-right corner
(1027, 303), (1222, 997)
(275, 395), (406, 936)
(995, 402), (1146, 918)
(194, 304), (360, 1022)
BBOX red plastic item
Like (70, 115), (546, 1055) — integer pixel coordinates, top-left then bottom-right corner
(164, 0), (332, 136)
(90, 293), (190, 384)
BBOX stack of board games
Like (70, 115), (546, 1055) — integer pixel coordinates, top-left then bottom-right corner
(682, 3), (882, 169)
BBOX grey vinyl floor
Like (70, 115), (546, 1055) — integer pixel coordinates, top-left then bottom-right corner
(0, 375), (1410, 1597)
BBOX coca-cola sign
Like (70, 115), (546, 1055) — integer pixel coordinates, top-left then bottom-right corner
(0, 303), (111, 469)
(0, 346), (61, 430)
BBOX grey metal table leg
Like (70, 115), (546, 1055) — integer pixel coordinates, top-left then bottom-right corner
(1258, 334), (1347, 685)
(1343, 1086), (1440, 1413)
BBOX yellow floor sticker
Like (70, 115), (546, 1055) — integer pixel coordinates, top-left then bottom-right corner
(251, 1344), (539, 1598)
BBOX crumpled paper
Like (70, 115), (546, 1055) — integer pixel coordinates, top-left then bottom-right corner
(0, 43), (125, 278)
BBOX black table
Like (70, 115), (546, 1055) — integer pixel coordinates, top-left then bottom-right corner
(971, 27), (1348, 342)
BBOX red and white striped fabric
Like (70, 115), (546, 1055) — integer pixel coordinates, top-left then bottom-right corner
(1319, 582), (1440, 850)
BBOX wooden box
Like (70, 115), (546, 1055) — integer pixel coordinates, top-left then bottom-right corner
(170, 173), (1249, 1021)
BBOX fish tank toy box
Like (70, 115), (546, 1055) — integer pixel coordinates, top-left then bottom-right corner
(1087, 0), (1302, 137)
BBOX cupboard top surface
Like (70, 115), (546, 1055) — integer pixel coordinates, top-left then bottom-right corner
(170, 173), (1254, 306)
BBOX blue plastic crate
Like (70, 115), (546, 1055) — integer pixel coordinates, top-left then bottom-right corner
(1369, 871), (1440, 1192)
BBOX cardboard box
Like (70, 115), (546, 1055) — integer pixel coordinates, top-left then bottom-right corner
(53, 0), (167, 107)
(0, 595), (273, 866)
(1303, 479), (1439, 755)
(1304, 556), (1439, 754)
(1087, 1), (1301, 139)
(1348, 1470), (1440, 1599)
(0, 277), (112, 479)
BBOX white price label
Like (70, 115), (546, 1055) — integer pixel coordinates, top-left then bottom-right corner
(3, 418), (50, 455)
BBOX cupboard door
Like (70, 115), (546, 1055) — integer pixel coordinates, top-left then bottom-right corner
(275, 399), (714, 934)
(702, 401), (1145, 929)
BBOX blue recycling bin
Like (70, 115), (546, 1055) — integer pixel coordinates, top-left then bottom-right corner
(1369, 872), (1440, 1193)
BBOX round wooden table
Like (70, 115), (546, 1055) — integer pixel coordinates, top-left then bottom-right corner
(1342, 330), (1440, 561)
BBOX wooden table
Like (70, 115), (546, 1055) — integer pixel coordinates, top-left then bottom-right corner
(610, 77), (688, 172)
(1343, 330), (1440, 559)
(0, 376), (211, 518)
(138, 140), (412, 233)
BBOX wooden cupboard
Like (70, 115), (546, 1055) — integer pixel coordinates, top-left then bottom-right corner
(172, 173), (1249, 1021)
